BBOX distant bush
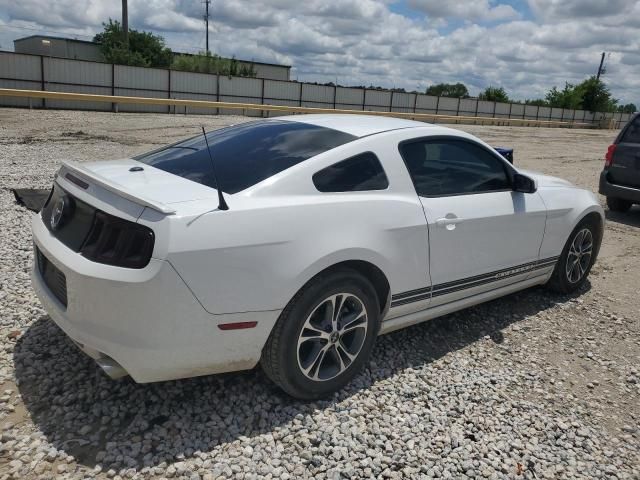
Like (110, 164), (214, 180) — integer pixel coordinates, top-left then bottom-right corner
(426, 83), (469, 98)
(172, 53), (256, 78)
(478, 86), (510, 103)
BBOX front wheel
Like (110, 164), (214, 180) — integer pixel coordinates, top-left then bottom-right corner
(261, 269), (380, 400)
(546, 218), (600, 294)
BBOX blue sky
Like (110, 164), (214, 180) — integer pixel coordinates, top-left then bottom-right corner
(0, 0), (637, 106)
(390, 1), (533, 22)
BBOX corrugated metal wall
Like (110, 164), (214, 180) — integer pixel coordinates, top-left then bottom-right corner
(0, 51), (633, 128)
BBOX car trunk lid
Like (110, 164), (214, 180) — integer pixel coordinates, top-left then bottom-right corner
(61, 159), (222, 215)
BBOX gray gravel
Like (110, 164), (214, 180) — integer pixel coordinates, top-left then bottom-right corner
(0, 109), (639, 479)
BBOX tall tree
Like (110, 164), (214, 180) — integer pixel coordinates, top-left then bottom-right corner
(577, 76), (616, 113)
(94, 19), (172, 68)
(426, 82), (469, 98)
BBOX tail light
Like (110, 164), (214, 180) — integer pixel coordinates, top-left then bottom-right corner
(605, 144), (617, 167)
(80, 211), (154, 269)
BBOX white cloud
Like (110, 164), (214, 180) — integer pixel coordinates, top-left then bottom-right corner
(0, 0), (637, 105)
(527, 0), (634, 20)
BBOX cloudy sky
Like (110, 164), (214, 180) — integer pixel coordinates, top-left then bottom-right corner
(0, 0), (638, 104)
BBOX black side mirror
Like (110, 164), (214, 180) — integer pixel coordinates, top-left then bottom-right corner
(513, 173), (537, 193)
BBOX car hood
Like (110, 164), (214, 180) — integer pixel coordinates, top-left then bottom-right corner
(518, 169), (575, 188)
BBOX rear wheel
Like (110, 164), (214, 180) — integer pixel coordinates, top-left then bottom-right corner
(607, 196), (632, 212)
(546, 218), (600, 294)
(261, 269), (380, 400)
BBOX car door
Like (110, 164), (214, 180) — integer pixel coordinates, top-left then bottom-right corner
(399, 137), (547, 307)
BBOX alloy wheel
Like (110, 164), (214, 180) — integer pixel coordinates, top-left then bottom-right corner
(565, 228), (593, 284)
(296, 293), (368, 381)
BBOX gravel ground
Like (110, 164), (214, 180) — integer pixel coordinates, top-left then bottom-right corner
(0, 108), (638, 479)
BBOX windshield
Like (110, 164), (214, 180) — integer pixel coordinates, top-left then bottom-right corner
(135, 120), (356, 194)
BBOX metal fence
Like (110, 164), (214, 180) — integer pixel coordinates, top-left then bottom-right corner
(0, 51), (632, 128)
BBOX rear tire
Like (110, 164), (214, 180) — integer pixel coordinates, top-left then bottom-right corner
(261, 268), (380, 400)
(607, 196), (632, 212)
(546, 218), (600, 294)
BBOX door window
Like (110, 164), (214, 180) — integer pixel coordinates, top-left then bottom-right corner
(399, 139), (511, 197)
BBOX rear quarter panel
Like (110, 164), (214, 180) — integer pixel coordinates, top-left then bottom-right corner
(164, 130), (432, 315)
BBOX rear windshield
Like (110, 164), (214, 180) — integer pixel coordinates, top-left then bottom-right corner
(621, 116), (640, 144)
(135, 120), (356, 194)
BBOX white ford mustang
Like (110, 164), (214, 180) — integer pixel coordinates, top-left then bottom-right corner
(32, 114), (604, 399)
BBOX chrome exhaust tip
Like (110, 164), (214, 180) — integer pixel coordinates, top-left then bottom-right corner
(95, 355), (128, 380)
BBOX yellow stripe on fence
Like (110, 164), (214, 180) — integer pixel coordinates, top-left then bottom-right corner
(0, 88), (594, 128)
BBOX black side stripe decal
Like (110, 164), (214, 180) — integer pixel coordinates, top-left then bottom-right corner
(390, 256), (559, 308)
(390, 292), (431, 308)
(392, 286), (432, 301)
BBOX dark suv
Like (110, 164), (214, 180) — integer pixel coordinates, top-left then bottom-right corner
(599, 113), (640, 212)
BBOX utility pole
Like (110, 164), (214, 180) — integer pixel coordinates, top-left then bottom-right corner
(596, 52), (606, 80)
(204, 0), (211, 54)
(122, 0), (129, 47)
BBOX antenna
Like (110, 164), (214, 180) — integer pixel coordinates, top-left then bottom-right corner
(201, 126), (229, 211)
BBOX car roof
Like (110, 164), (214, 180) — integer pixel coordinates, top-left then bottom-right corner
(277, 114), (433, 138)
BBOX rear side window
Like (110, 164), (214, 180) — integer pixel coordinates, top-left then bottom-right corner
(621, 116), (640, 143)
(135, 120), (356, 194)
(399, 139), (511, 196)
(313, 152), (389, 192)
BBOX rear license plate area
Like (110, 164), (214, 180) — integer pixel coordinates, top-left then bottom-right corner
(36, 248), (68, 308)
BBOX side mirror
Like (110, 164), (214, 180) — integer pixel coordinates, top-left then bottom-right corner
(513, 173), (537, 193)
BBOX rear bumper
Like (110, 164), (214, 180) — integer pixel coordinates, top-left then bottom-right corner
(599, 171), (640, 203)
(31, 213), (281, 383)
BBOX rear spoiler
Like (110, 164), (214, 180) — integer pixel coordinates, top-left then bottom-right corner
(60, 161), (176, 215)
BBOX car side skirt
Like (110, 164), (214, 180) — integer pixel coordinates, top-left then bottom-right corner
(389, 256), (558, 308)
(379, 270), (554, 335)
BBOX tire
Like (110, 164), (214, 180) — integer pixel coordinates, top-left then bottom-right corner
(261, 268), (380, 400)
(546, 217), (600, 294)
(607, 196), (632, 213)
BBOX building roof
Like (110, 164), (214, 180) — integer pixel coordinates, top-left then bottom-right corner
(13, 34), (291, 69)
(14, 34), (97, 46)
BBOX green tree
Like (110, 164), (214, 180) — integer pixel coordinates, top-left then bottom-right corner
(544, 78), (619, 112)
(426, 82), (469, 98)
(94, 19), (173, 68)
(478, 86), (510, 103)
(617, 103), (637, 114)
(524, 99), (548, 107)
(577, 76), (616, 113)
(545, 82), (582, 109)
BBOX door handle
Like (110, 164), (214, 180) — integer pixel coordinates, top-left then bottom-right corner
(435, 215), (464, 229)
